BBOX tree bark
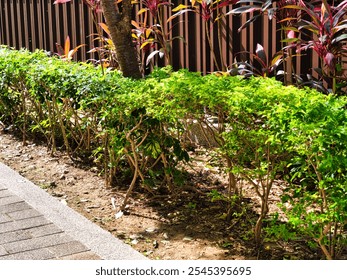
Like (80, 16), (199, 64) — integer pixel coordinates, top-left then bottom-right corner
(101, 0), (142, 79)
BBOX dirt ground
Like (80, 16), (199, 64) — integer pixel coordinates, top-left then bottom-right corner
(0, 125), (322, 260)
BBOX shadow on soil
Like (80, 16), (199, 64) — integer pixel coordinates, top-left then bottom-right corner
(126, 170), (324, 260)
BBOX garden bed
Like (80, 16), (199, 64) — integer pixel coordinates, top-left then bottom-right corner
(1, 48), (346, 259)
(0, 127), (327, 260)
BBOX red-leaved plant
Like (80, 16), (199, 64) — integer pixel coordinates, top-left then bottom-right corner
(132, 0), (176, 70)
(281, 0), (347, 93)
(230, 0), (347, 93)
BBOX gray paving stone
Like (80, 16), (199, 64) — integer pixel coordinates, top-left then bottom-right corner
(57, 251), (102, 260)
(0, 213), (11, 223)
(0, 162), (147, 260)
(0, 229), (32, 245)
(0, 245), (8, 256)
(0, 201), (32, 214)
(0, 248), (55, 260)
(28, 223), (63, 238)
(7, 208), (42, 220)
(48, 241), (89, 258)
(0, 224), (63, 245)
(0, 189), (12, 198)
(0, 195), (23, 206)
(0, 216), (51, 233)
(2, 232), (74, 254)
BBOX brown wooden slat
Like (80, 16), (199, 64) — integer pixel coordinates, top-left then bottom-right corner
(195, 9), (202, 72)
(36, 0), (43, 49)
(10, 0), (16, 47)
(15, 0), (22, 47)
(77, 0), (86, 61)
(23, 0), (30, 48)
(183, 6), (189, 69)
(47, 0), (55, 52)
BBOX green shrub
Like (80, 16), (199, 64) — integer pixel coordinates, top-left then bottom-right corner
(0, 47), (345, 259)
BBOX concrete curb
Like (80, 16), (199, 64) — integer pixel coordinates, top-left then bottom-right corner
(0, 162), (147, 260)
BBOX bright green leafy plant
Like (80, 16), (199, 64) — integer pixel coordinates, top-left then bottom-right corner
(0, 47), (346, 258)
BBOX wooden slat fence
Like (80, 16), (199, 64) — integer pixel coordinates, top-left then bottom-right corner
(0, 0), (316, 75)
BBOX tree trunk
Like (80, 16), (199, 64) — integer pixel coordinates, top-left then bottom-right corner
(101, 0), (142, 79)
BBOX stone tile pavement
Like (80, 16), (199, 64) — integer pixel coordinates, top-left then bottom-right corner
(0, 162), (147, 260)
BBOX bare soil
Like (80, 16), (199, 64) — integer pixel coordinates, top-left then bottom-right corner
(0, 126), (322, 260)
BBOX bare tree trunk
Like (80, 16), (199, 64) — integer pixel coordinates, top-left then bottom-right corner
(101, 0), (142, 79)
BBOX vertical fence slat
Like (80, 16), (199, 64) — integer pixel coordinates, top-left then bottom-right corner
(23, 0), (29, 48)
(48, 0), (55, 53)
(15, 0), (22, 47)
(183, 7), (189, 69)
(195, 10), (202, 72)
(77, 0), (86, 61)
(10, 0), (16, 48)
(29, 0), (36, 50)
(0, 1), (3, 44)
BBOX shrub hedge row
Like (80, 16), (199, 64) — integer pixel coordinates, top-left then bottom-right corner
(0, 47), (346, 259)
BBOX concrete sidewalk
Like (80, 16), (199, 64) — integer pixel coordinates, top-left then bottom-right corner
(0, 162), (147, 260)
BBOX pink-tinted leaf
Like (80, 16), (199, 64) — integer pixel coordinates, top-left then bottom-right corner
(256, 43), (267, 65)
(287, 30), (295, 39)
(53, 0), (71, 4)
(336, 0), (347, 9)
(324, 52), (335, 71)
(236, 0), (264, 4)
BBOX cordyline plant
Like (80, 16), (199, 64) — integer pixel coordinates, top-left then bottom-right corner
(132, 0), (179, 70)
(230, 0), (303, 84)
(230, 0), (347, 93)
(281, 0), (347, 93)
